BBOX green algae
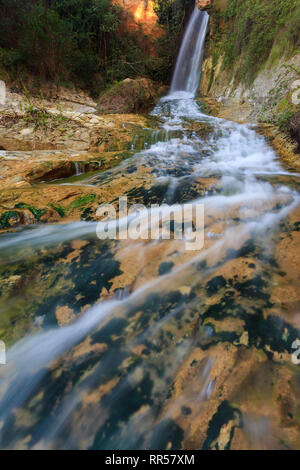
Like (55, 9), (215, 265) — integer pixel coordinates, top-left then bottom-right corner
(0, 211), (20, 229)
(14, 203), (45, 220)
(69, 194), (96, 209)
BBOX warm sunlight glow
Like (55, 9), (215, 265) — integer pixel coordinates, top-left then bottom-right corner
(134, 2), (157, 23)
(134, 5), (143, 21)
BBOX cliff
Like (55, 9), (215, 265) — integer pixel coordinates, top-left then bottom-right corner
(199, 0), (300, 161)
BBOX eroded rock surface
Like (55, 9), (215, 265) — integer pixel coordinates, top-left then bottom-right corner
(97, 78), (166, 114)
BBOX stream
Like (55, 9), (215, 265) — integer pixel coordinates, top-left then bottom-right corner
(0, 8), (300, 450)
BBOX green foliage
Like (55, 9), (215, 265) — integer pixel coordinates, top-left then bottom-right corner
(152, 0), (195, 82)
(0, 0), (203, 92)
(276, 109), (295, 132)
(0, 211), (20, 229)
(256, 63), (300, 138)
(14, 203), (45, 220)
(0, 48), (23, 68)
(0, 0), (168, 92)
(70, 194), (96, 208)
(22, 101), (68, 129)
(286, 7), (300, 48)
(218, 0), (300, 83)
(49, 204), (66, 217)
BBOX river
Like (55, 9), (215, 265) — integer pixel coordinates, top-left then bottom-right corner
(0, 7), (300, 450)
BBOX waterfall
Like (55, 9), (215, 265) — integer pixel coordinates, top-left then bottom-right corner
(0, 2), (299, 450)
(170, 7), (209, 97)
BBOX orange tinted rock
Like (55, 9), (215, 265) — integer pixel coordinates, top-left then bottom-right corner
(196, 0), (212, 9)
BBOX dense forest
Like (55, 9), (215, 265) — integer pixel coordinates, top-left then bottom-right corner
(0, 0), (194, 95)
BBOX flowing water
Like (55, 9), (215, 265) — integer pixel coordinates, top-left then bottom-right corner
(0, 8), (300, 450)
(171, 9), (209, 96)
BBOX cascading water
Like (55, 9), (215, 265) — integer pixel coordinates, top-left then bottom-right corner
(0, 5), (299, 451)
(170, 8), (209, 96)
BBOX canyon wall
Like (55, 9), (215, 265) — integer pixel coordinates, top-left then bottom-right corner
(200, 0), (300, 153)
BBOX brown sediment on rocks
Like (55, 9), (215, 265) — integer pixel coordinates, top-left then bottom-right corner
(0, 85), (164, 231)
(0, 162), (154, 232)
(256, 124), (300, 172)
(0, 149), (137, 189)
(0, 110), (155, 152)
(200, 97), (300, 171)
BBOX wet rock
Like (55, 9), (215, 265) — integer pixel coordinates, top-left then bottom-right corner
(158, 262), (174, 276)
(237, 331), (249, 347)
(15, 180), (31, 188)
(56, 306), (76, 327)
(203, 401), (241, 450)
(19, 209), (35, 225)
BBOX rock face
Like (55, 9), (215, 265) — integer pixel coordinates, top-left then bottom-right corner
(0, 84), (155, 152)
(290, 111), (300, 152)
(97, 78), (164, 114)
(199, 1), (300, 163)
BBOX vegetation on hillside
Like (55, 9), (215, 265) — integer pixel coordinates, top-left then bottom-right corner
(204, 0), (300, 146)
(0, 0), (194, 96)
(152, 0), (195, 82)
(211, 0), (300, 84)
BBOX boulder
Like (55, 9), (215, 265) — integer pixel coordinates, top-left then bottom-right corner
(97, 78), (164, 114)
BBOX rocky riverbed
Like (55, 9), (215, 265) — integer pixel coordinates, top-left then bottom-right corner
(0, 85), (165, 231)
(0, 82), (300, 450)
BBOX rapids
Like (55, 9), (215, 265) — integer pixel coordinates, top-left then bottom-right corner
(0, 7), (299, 450)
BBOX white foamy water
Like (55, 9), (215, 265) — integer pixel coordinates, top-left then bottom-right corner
(171, 8), (209, 95)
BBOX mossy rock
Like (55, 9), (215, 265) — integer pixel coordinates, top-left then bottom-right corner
(70, 194), (96, 209)
(14, 203), (45, 220)
(0, 211), (21, 229)
(97, 78), (162, 114)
